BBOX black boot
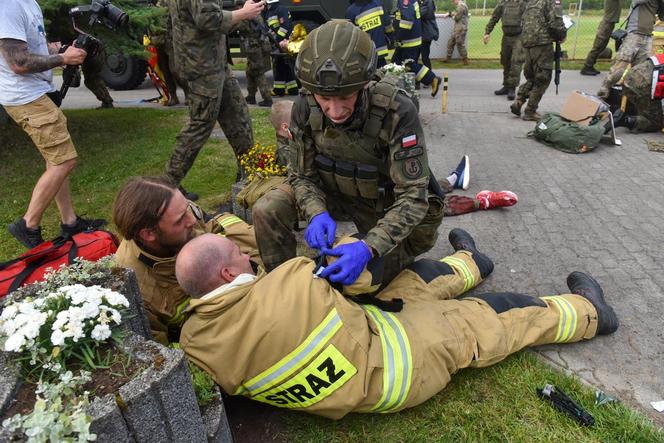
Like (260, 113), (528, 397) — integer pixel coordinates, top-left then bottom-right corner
(566, 272), (619, 335)
(580, 66), (600, 76)
(448, 228), (494, 278)
(612, 109), (636, 130)
(494, 86), (509, 95)
(245, 95), (256, 105)
(507, 88), (516, 100)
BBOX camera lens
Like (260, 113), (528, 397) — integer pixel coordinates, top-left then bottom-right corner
(105, 3), (129, 28)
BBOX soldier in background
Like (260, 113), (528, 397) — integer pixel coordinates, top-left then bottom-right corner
(152, 0), (189, 106)
(252, 21), (444, 284)
(510, 0), (566, 121)
(444, 0), (469, 64)
(81, 48), (114, 109)
(238, 16), (273, 107)
(419, 0), (440, 73)
(597, 0), (658, 98)
(265, 0), (298, 96)
(613, 55), (664, 132)
(483, 0), (525, 100)
(165, 0), (263, 200)
(346, 0), (394, 68)
(580, 0), (622, 76)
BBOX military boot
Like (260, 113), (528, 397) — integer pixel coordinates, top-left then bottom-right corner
(448, 228), (494, 279)
(522, 109), (542, 121)
(566, 271), (619, 335)
(580, 66), (600, 76)
(612, 109), (636, 130)
(510, 100), (524, 116)
(507, 88), (516, 100)
(494, 86), (509, 95)
(462, 58), (469, 65)
(245, 95), (257, 105)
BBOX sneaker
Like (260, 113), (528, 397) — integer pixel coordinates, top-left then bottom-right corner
(179, 186), (199, 202)
(522, 110), (542, 121)
(245, 95), (257, 105)
(258, 99), (273, 108)
(476, 190), (518, 210)
(510, 100), (523, 116)
(494, 86), (509, 95)
(566, 271), (619, 335)
(431, 76), (442, 97)
(448, 228), (494, 278)
(8, 217), (44, 249)
(580, 67), (600, 76)
(60, 216), (106, 238)
(451, 155), (470, 190)
(507, 88), (516, 101)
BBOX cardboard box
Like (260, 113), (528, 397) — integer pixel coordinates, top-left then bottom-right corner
(560, 90), (609, 126)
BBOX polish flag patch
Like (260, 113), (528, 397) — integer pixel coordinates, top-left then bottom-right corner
(402, 134), (417, 148)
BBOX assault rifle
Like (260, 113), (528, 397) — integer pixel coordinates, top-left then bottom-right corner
(554, 40), (562, 95)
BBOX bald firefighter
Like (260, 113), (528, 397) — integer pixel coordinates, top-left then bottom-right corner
(252, 20), (444, 285)
(177, 230), (619, 419)
(113, 176), (259, 344)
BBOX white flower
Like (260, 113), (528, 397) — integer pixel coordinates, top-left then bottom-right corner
(51, 329), (65, 346)
(90, 324), (111, 341)
(65, 320), (85, 342)
(80, 302), (100, 319)
(1, 305), (18, 321)
(103, 290), (129, 308)
(4, 333), (26, 352)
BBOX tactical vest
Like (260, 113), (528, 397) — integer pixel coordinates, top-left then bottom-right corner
(625, 0), (658, 36)
(304, 77), (405, 206)
(649, 54), (664, 99)
(501, 0), (523, 36)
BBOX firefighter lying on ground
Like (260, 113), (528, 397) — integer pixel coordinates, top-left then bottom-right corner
(176, 229), (619, 419)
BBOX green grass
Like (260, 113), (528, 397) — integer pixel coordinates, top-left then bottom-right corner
(2, 109), (662, 440)
(0, 107), (272, 260)
(279, 352), (664, 443)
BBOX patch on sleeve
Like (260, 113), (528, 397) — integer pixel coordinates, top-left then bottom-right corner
(402, 158), (423, 179)
(401, 133), (417, 148)
(394, 146), (424, 161)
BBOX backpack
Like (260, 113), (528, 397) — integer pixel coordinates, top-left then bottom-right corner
(0, 230), (119, 298)
(529, 112), (605, 154)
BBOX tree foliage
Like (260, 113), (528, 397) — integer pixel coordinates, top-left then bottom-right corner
(39, 0), (167, 57)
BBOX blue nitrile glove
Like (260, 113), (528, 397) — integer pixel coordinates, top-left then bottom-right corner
(319, 241), (373, 285)
(304, 212), (336, 249)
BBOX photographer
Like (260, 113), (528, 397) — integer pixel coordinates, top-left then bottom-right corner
(0, 0), (103, 249)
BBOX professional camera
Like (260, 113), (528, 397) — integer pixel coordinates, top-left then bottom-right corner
(59, 0), (128, 100)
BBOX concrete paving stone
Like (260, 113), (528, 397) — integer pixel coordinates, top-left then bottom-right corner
(57, 69), (664, 425)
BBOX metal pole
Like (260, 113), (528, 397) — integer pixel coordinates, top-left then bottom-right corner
(482, 0), (486, 16)
(571, 0), (583, 59)
(442, 73), (449, 113)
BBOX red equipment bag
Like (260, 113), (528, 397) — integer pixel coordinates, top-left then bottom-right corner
(0, 230), (119, 298)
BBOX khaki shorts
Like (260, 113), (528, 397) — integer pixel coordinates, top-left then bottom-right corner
(4, 94), (77, 165)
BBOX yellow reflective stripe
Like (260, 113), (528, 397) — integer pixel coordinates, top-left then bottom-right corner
(399, 19), (414, 30)
(377, 46), (389, 56)
(357, 6), (383, 21)
(230, 47), (241, 54)
(217, 215), (243, 229)
(252, 344), (357, 408)
(415, 65), (430, 81)
(440, 256), (474, 292)
(357, 8), (383, 31)
(286, 80), (299, 89)
(273, 82), (286, 89)
(277, 27), (288, 37)
(267, 16), (279, 27)
(166, 296), (190, 326)
(415, 1), (421, 18)
(401, 37), (422, 48)
(363, 305), (412, 413)
(541, 296), (578, 342)
(236, 309), (343, 396)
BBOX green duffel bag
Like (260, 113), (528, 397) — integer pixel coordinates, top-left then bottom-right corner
(529, 112), (605, 154)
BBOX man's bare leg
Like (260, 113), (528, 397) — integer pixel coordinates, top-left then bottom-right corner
(23, 158), (77, 229)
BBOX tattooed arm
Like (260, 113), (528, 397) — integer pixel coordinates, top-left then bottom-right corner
(0, 38), (86, 75)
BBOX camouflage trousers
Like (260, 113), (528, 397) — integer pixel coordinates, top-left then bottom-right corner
(623, 61), (663, 133)
(165, 65), (254, 185)
(82, 49), (113, 107)
(246, 48), (272, 101)
(446, 27), (468, 59)
(583, 18), (617, 69)
(501, 34), (524, 89)
(516, 44), (554, 113)
(252, 185), (444, 284)
(392, 46), (436, 85)
(598, 33), (652, 98)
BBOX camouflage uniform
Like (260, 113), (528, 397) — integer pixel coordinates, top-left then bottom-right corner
(166, 0), (254, 185)
(582, 0), (622, 71)
(485, 0), (526, 90)
(252, 80), (443, 282)
(81, 48), (114, 108)
(622, 57), (663, 132)
(514, 0), (566, 115)
(265, 3), (298, 96)
(446, 0), (469, 60)
(392, 0), (437, 86)
(152, 0), (189, 104)
(598, 0), (658, 98)
(237, 17), (273, 104)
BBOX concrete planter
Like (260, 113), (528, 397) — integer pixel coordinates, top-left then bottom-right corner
(0, 269), (233, 442)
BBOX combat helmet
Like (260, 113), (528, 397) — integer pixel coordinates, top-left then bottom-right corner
(295, 20), (377, 96)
